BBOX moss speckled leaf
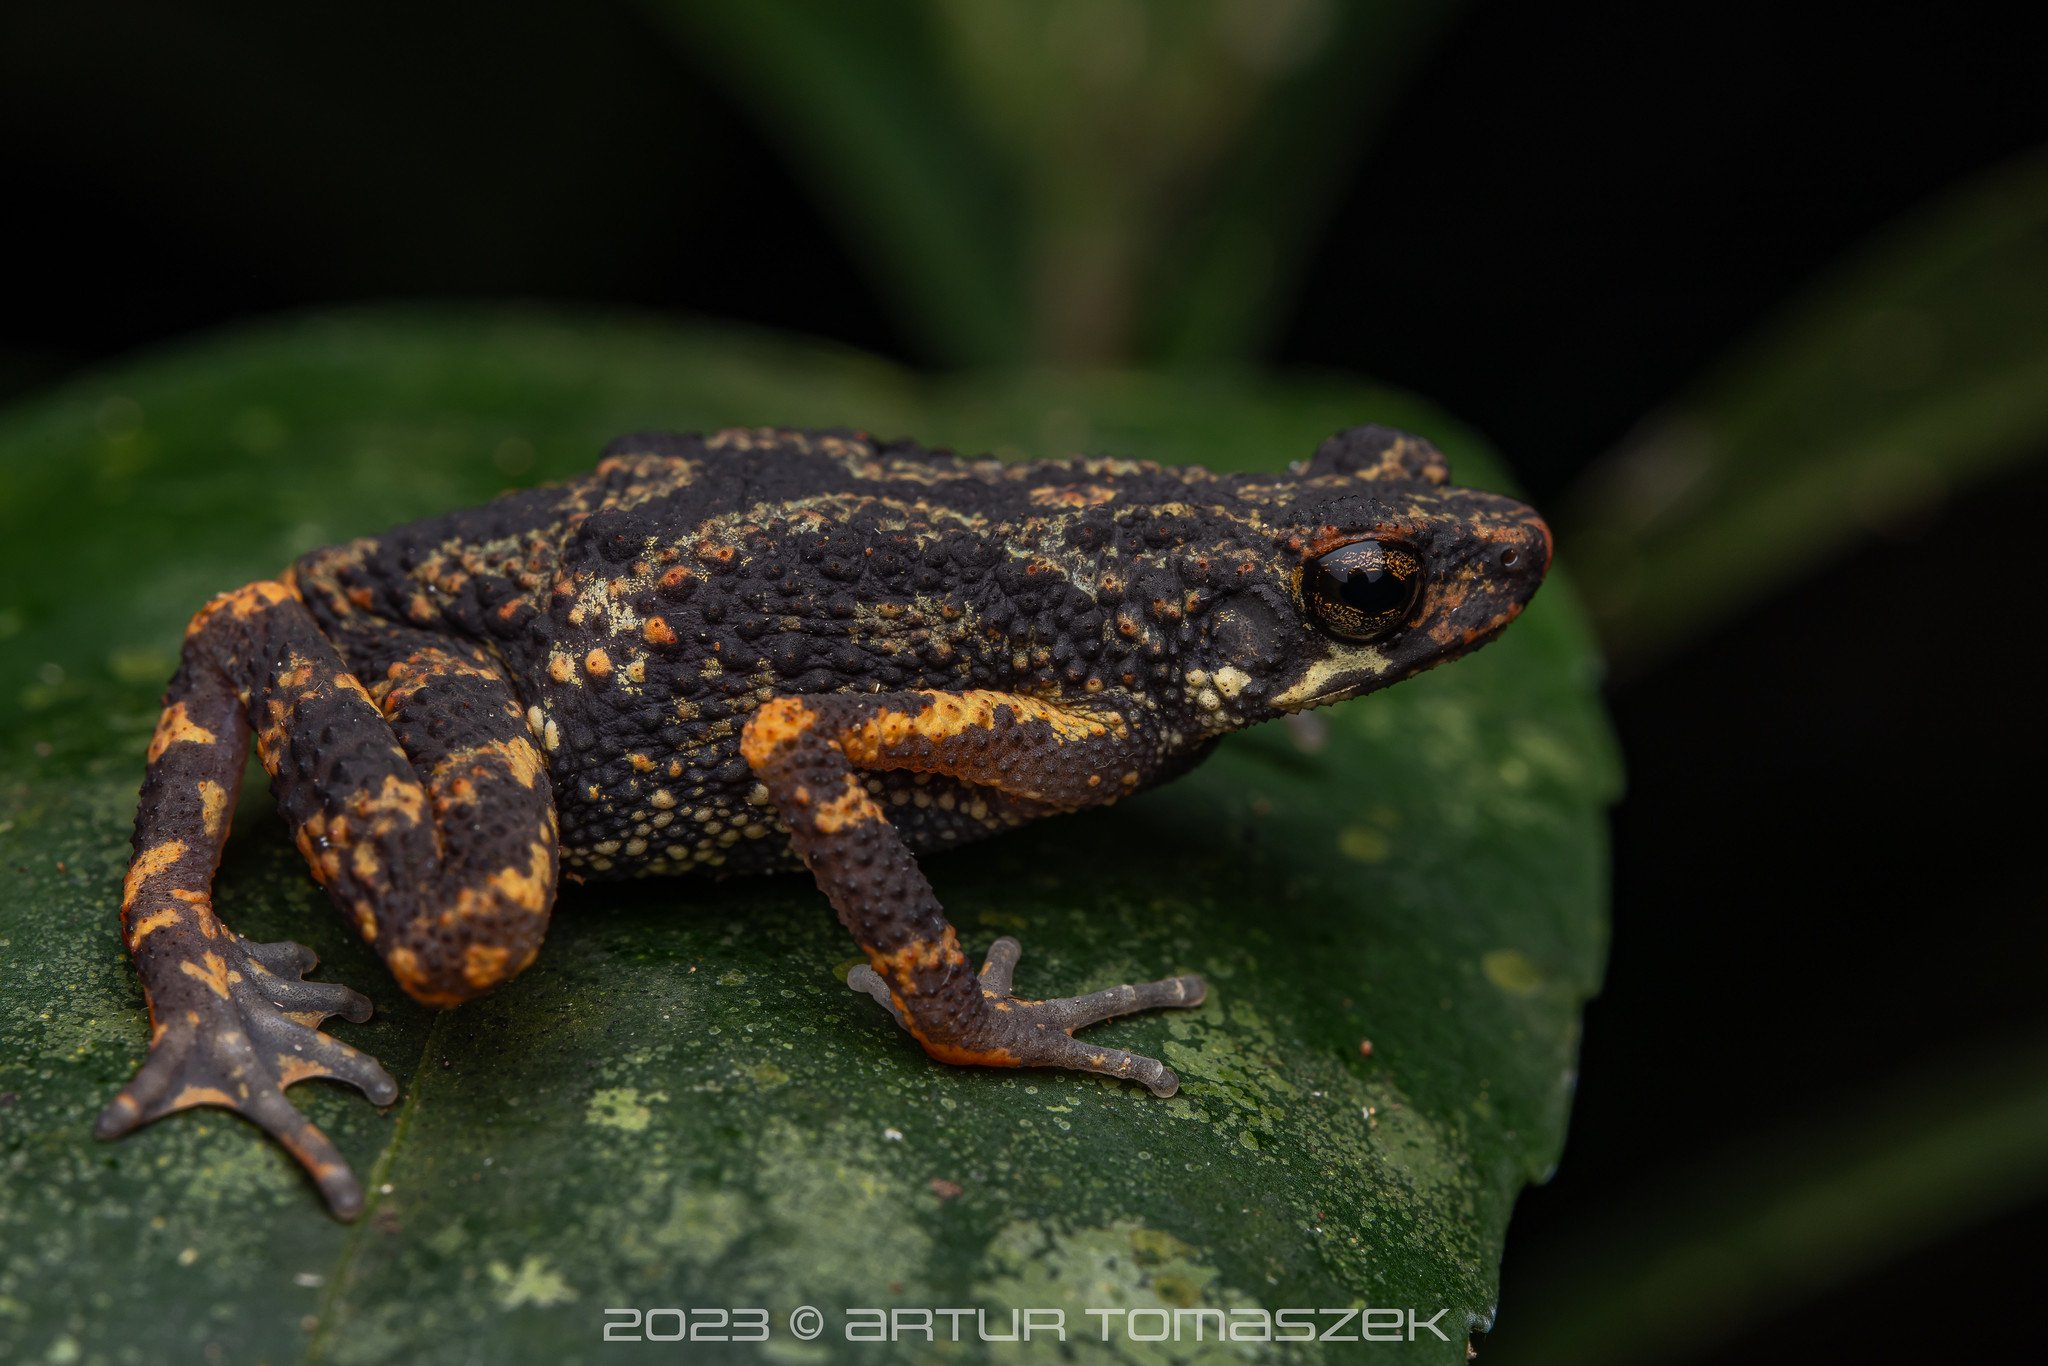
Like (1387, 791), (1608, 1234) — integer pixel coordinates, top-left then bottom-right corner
(0, 311), (1617, 1364)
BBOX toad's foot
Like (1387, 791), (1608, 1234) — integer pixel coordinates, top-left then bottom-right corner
(95, 935), (398, 1219)
(849, 936), (1206, 1097)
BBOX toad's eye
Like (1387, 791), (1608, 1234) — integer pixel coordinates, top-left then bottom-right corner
(1305, 539), (1425, 643)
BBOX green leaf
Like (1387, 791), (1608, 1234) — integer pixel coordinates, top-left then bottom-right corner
(1560, 147), (2048, 668)
(0, 310), (1616, 1363)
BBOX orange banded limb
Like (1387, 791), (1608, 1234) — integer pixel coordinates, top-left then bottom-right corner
(739, 689), (1207, 1096)
(101, 581), (560, 1219)
(98, 607), (398, 1218)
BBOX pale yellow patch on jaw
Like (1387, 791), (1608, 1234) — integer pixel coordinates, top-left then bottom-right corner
(1271, 649), (1394, 712)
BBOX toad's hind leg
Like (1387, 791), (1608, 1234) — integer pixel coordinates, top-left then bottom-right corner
(98, 582), (559, 1219)
(96, 585), (399, 1218)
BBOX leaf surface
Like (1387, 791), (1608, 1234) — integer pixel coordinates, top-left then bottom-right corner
(0, 311), (1616, 1363)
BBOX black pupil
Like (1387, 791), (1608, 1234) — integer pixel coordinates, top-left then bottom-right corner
(1329, 549), (1410, 617)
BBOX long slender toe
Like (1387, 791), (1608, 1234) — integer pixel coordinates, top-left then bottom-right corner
(242, 937), (319, 977)
(252, 972), (375, 1026)
(1034, 973), (1206, 1031)
(855, 937), (1208, 1096)
(847, 965), (909, 1027)
(1039, 1034), (1181, 1097)
(244, 1085), (366, 1219)
(978, 937), (1023, 996)
(97, 933), (393, 1217)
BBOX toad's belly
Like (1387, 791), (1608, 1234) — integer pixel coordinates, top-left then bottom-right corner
(554, 761), (1033, 882)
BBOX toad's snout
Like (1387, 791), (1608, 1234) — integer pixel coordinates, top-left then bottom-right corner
(1492, 512), (1552, 582)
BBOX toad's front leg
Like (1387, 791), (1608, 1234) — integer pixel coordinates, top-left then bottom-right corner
(740, 690), (1206, 1095)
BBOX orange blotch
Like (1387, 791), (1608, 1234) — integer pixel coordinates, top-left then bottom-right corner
(813, 780), (881, 835)
(127, 907), (182, 945)
(121, 840), (188, 907)
(146, 703), (218, 764)
(197, 779), (231, 838)
(167, 1084), (238, 1111)
(739, 696), (819, 767)
(275, 1055), (332, 1088)
(196, 579), (295, 630)
(177, 950), (236, 999)
(871, 925), (968, 992)
(463, 943), (513, 990)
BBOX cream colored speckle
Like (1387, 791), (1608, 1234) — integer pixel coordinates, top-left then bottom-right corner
(488, 1255), (579, 1309)
(1482, 949), (1545, 996)
(586, 1086), (664, 1132)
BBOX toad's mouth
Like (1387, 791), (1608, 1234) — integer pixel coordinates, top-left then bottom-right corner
(1270, 650), (1395, 712)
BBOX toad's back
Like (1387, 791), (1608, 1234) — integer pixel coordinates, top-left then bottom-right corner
(291, 428), (1266, 878)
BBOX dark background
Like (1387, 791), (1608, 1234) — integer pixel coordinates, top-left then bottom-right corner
(4, 3), (2040, 1361)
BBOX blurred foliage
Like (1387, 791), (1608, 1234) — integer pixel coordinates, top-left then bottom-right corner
(1561, 149), (2048, 667)
(1497, 1035), (2048, 1366)
(0, 311), (1613, 1364)
(649, 0), (1452, 365)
